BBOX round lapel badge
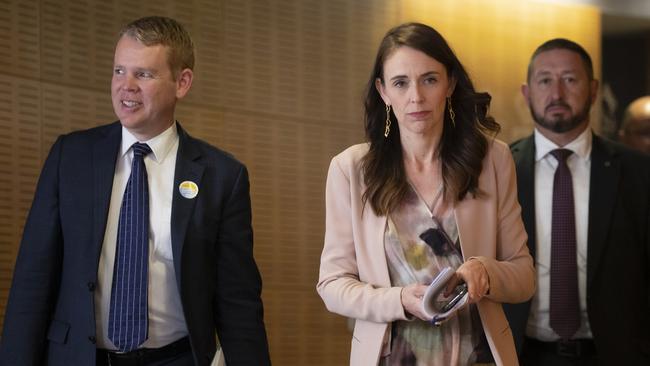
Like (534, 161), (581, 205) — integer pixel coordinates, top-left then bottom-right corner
(179, 181), (199, 199)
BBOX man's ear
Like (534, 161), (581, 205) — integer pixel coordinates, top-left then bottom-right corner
(521, 83), (530, 106)
(375, 78), (390, 105)
(176, 68), (194, 99)
(589, 79), (599, 105)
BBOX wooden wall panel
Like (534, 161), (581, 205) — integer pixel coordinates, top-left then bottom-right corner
(0, 0), (40, 78)
(40, 83), (114, 152)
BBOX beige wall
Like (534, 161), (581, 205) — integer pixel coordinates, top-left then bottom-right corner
(0, 0), (599, 364)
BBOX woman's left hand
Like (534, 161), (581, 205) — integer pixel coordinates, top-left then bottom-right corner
(444, 259), (489, 304)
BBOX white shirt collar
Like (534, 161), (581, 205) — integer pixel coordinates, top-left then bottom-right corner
(120, 123), (179, 164)
(534, 127), (592, 163)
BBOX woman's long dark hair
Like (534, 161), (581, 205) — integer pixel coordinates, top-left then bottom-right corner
(361, 22), (500, 216)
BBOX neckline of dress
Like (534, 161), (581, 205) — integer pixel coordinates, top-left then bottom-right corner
(407, 180), (444, 217)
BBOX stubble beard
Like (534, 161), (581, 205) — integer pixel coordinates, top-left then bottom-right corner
(529, 99), (591, 134)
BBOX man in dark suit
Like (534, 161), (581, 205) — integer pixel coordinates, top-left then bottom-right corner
(0, 16), (270, 366)
(503, 38), (650, 365)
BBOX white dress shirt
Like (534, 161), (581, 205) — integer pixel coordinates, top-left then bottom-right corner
(526, 127), (593, 341)
(95, 123), (188, 349)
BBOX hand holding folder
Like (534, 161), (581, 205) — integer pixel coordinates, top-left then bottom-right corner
(421, 267), (469, 326)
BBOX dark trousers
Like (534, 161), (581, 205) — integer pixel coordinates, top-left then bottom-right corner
(96, 350), (194, 366)
(521, 337), (598, 366)
(96, 337), (195, 366)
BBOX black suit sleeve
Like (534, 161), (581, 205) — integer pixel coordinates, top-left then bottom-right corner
(214, 165), (271, 365)
(0, 137), (65, 366)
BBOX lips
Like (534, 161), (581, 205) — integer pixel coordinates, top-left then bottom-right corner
(120, 100), (142, 108)
(408, 111), (431, 119)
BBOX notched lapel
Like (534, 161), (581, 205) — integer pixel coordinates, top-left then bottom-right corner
(587, 137), (620, 289)
(454, 190), (495, 260)
(91, 123), (121, 269)
(371, 214), (391, 287)
(170, 126), (205, 288)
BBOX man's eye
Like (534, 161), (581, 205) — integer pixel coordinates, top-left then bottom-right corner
(137, 71), (153, 78)
(114, 68), (124, 75)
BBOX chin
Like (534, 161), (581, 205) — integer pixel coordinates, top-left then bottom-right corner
(118, 118), (143, 130)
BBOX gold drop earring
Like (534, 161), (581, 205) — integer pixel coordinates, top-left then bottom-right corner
(447, 97), (456, 127)
(384, 104), (392, 138)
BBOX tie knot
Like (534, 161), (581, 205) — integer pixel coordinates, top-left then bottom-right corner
(131, 142), (152, 158)
(550, 148), (572, 163)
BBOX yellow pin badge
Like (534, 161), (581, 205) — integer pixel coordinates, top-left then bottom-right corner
(179, 181), (199, 199)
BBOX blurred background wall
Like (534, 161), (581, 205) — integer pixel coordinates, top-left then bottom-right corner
(0, 0), (647, 364)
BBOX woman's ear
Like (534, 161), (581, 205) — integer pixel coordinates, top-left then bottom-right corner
(375, 78), (390, 105)
(447, 76), (457, 97)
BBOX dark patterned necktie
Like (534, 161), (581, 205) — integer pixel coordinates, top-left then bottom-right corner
(109, 142), (152, 351)
(549, 148), (580, 340)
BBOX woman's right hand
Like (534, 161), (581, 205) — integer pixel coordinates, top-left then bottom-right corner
(400, 283), (432, 321)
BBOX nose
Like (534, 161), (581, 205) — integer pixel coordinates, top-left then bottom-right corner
(409, 84), (423, 103)
(120, 74), (138, 92)
(550, 80), (565, 100)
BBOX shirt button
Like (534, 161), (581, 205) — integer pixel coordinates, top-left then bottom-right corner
(87, 282), (96, 291)
(88, 335), (96, 344)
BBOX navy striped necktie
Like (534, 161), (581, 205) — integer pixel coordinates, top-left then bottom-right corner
(549, 148), (580, 340)
(109, 142), (152, 351)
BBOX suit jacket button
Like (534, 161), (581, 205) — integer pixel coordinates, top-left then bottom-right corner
(87, 282), (96, 291)
(88, 335), (96, 344)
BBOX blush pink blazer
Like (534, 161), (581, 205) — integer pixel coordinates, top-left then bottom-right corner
(317, 140), (535, 366)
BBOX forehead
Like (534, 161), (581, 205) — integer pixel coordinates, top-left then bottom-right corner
(383, 46), (446, 76)
(531, 48), (588, 77)
(629, 99), (650, 118)
(113, 35), (170, 66)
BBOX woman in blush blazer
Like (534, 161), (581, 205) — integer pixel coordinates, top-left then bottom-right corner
(317, 23), (535, 366)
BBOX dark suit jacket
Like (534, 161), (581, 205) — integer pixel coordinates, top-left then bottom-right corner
(503, 133), (650, 364)
(0, 122), (271, 366)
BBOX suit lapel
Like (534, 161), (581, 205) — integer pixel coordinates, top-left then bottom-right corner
(92, 122), (122, 268)
(586, 135), (619, 289)
(511, 135), (537, 259)
(170, 123), (205, 288)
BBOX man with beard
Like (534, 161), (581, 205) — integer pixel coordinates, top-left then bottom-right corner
(503, 38), (650, 365)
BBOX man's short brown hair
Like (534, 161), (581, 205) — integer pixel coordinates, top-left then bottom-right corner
(119, 16), (195, 77)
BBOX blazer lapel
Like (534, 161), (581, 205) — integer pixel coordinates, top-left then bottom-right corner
(170, 123), (205, 288)
(586, 135), (620, 289)
(511, 135), (537, 259)
(371, 215), (391, 287)
(92, 122), (122, 268)
(455, 197), (487, 259)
